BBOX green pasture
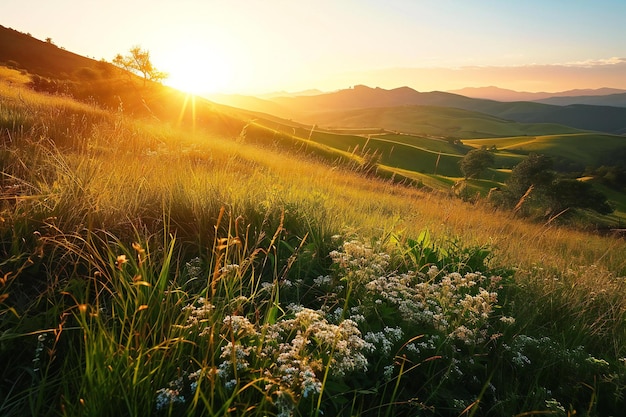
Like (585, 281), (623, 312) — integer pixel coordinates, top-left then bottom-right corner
(465, 133), (626, 168)
(304, 105), (582, 139)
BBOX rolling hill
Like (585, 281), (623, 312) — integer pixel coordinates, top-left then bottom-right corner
(291, 104), (584, 139)
(534, 92), (626, 108)
(448, 86), (626, 102)
(266, 85), (626, 135)
(464, 133), (626, 170)
(0, 25), (103, 77)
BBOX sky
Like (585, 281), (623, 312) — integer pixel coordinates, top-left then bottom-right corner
(3, 0), (626, 94)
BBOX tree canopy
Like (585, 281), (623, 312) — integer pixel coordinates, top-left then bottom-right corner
(459, 148), (494, 179)
(502, 153), (613, 217)
(113, 46), (167, 86)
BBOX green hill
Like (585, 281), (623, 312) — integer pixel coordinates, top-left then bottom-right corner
(295, 105), (583, 139)
(464, 133), (626, 170)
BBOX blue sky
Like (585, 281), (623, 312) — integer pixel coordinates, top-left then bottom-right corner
(3, 0), (626, 93)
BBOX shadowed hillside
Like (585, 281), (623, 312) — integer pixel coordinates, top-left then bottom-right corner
(535, 92), (626, 108)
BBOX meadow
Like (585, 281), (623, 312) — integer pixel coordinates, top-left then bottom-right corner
(2, 75), (626, 417)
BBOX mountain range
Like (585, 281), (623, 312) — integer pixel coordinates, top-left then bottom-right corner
(448, 86), (626, 103)
(220, 85), (626, 135)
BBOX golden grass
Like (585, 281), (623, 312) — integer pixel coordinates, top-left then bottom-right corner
(4, 79), (626, 319)
(0, 66), (32, 85)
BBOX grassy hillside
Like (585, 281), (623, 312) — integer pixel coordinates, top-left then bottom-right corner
(0, 25), (104, 78)
(464, 133), (626, 169)
(2, 35), (626, 416)
(296, 105), (582, 139)
(2, 64), (626, 417)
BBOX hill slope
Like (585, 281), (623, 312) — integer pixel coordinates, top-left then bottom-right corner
(293, 104), (583, 139)
(534, 92), (626, 108)
(449, 86), (626, 102)
(0, 25), (106, 78)
(268, 85), (626, 134)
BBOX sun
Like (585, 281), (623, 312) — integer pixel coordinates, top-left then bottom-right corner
(159, 44), (234, 95)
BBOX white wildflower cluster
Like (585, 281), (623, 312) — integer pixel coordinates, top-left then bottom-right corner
(361, 266), (502, 345)
(170, 307), (370, 415)
(329, 239), (391, 286)
(181, 297), (215, 336)
(184, 257), (203, 281)
(155, 370), (201, 411)
(503, 334), (596, 372)
(218, 341), (254, 390)
(364, 327), (404, 356)
(223, 315), (258, 337)
(220, 263), (240, 275)
(266, 308), (371, 379)
(313, 274), (332, 287)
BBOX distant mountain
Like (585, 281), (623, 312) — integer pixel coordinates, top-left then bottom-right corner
(205, 93), (290, 116)
(448, 86), (626, 102)
(259, 89), (325, 98)
(534, 92), (626, 108)
(267, 85), (626, 135)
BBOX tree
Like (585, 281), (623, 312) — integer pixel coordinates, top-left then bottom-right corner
(503, 153), (613, 216)
(547, 178), (613, 215)
(506, 153), (554, 199)
(459, 148), (494, 179)
(113, 46), (168, 86)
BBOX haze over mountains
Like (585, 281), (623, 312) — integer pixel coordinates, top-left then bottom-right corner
(448, 86), (626, 104)
(212, 85), (626, 135)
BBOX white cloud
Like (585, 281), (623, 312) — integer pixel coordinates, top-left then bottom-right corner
(559, 57), (626, 68)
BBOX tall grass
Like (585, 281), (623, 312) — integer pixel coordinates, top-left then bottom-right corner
(2, 79), (626, 416)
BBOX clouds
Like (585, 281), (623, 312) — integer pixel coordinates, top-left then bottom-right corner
(558, 57), (626, 68)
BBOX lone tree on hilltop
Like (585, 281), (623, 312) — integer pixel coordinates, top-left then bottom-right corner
(459, 148), (495, 179)
(113, 46), (168, 86)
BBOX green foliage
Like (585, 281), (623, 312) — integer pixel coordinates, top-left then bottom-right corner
(548, 178), (613, 215)
(459, 148), (495, 179)
(506, 153), (555, 199)
(498, 153), (613, 218)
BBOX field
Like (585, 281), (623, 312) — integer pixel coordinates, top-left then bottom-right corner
(464, 133), (626, 168)
(295, 105), (583, 139)
(2, 74), (626, 417)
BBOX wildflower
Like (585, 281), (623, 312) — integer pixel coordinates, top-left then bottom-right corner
(223, 315), (258, 337)
(115, 254), (127, 269)
(132, 242), (146, 264)
(155, 387), (185, 411)
(184, 257), (203, 281)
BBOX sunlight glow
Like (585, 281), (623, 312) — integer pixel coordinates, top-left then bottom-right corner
(160, 42), (234, 95)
